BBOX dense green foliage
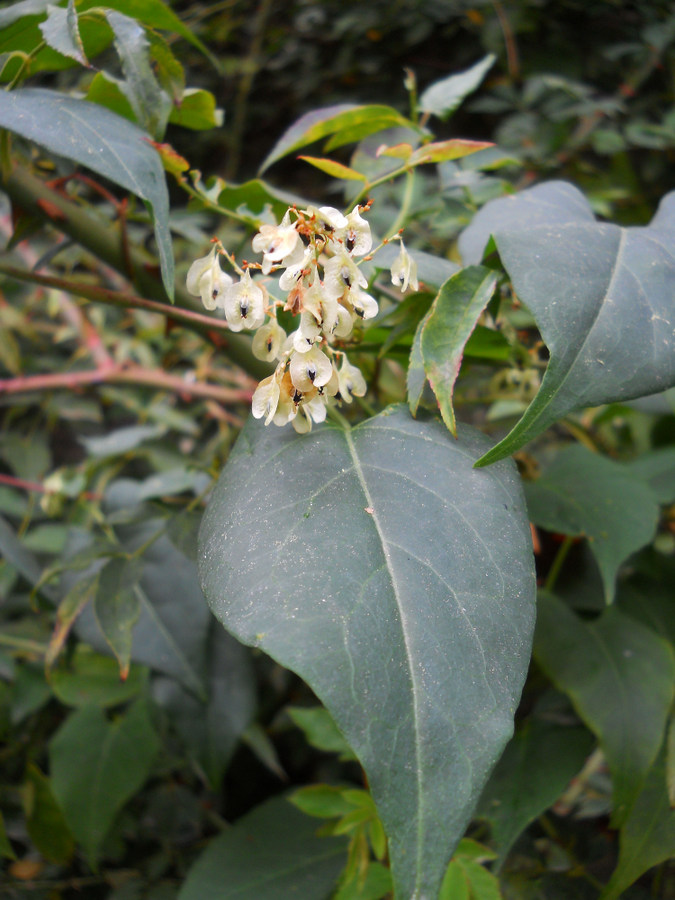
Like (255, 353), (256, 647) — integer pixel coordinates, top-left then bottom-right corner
(1, 2), (674, 899)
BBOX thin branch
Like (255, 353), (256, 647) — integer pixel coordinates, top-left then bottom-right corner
(0, 363), (254, 405)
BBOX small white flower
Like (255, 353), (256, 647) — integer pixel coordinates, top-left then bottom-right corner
(348, 287), (379, 320)
(305, 205), (348, 234)
(332, 305), (355, 339)
(338, 358), (367, 402)
(186, 247), (233, 310)
(252, 320), (287, 362)
(279, 246), (313, 291)
(391, 240), (419, 292)
(337, 206), (372, 256)
(292, 312), (322, 353)
(291, 392), (328, 433)
(252, 210), (301, 274)
(252, 374), (281, 425)
(323, 251), (368, 301)
(289, 344), (333, 392)
(223, 270), (265, 332)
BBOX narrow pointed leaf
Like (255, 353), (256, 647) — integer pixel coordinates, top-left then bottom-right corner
(459, 182), (675, 465)
(408, 139), (493, 166)
(524, 445), (659, 602)
(420, 54), (496, 120)
(260, 104), (412, 172)
(534, 595), (675, 825)
(407, 310), (431, 415)
(600, 749), (675, 900)
(199, 406), (536, 900)
(421, 267), (497, 436)
(39, 1), (88, 67)
(24, 764), (74, 864)
(105, 10), (172, 139)
(477, 720), (594, 867)
(94, 558), (142, 679)
(299, 156), (367, 181)
(0, 88), (174, 298)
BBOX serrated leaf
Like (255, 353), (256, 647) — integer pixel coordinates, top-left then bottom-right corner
(39, 1), (88, 67)
(198, 406), (536, 900)
(49, 699), (159, 867)
(104, 9), (171, 140)
(524, 445), (659, 602)
(0, 88), (174, 299)
(178, 796), (347, 900)
(420, 55), (496, 120)
(459, 182), (675, 465)
(260, 104), (412, 172)
(477, 720), (594, 867)
(299, 156), (367, 182)
(600, 748), (675, 900)
(421, 266), (497, 436)
(534, 594), (675, 825)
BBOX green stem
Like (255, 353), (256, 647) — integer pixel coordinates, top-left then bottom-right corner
(327, 406), (352, 430)
(386, 169), (415, 238)
(544, 535), (574, 592)
(0, 634), (46, 655)
(350, 163), (410, 207)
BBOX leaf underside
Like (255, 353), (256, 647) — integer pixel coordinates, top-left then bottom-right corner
(199, 406), (536, 900)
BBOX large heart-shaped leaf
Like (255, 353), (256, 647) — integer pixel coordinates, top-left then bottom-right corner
(199, 406), (536, 900)
(458, 182), (675, 466)
(0, 88), (173, 298)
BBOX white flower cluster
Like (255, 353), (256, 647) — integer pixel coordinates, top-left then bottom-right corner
(187, 203), (418, 433)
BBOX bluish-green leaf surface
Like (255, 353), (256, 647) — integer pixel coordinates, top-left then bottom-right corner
(459, 182), (675, 465)
(524, 445), (659, 602)
(199, 406), (536, 900)
(534, 594), (675, 825)
(178, 795), (347, 900)
(0, 88), (173, 298)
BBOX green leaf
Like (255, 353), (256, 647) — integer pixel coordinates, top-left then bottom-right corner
(534, 594), (675, 825)
(407, 310), (431, 415)
(290, 785), (356, 819)
(0, 811), (15, 860)
(623, 447), (675, 504)
(178, 796), (347, 900)
(94, 558), (142, 679)
(477, 720), (594, 867)
(198, 406), (536, 900)
(299, 156), (367, 181)
(524, 445), (659, 602)
(49, 647), (146, 707)
(260, 104), (412, 172)
(408, 139), (494, 167)
(0, 513), (57, 602)
(169, 88), (223, 131)
(420, 55), (496, 120)
(38, 0), (88, 67)
(152, 625), (255, 789)
(421, 266), (497, 436)
(0, 88), (174, 299)
(47, 573), (100, 669)
(460, 183), (675, 465)
(24, 764), (74, 864)
(104, 9), (172, 140)
(439, 860), (471, 900)
(50, 699), (159, 867)
(600, 748), (675, 900)
(287, 706), (356, 760)
(75, 527), (210, 698)
(334, 862), (393, 900)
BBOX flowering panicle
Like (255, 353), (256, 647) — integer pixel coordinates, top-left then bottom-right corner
(187, 204), (417, 432)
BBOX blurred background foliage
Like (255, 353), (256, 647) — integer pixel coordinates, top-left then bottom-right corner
(1, 1), (675, 898)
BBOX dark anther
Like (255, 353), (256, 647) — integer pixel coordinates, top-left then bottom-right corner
(346, 235), (356, 253)
(240, 301), (249, 318)
(266, 338), (273, 353)
(355, 307), (365, 318)
(293, 390), (303, 403)
(307, 364), (316, 383)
